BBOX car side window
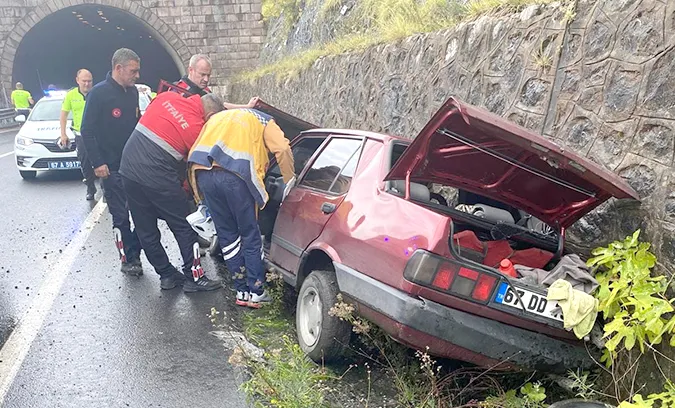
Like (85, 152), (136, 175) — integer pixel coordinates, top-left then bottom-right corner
(299, 138), (362, 193)
(329, 145), (361, 194)
(267, 137), (326, 177)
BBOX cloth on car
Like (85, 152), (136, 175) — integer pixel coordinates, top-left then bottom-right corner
(547, 279), (599, 339)
(451, 230), (553, 269)
(515, 254), (598, 294)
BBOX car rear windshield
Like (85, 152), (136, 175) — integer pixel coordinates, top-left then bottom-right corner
(29, 99), (71, 121)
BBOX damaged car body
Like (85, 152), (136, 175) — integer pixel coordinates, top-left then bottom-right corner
(254, 97), (639, 373)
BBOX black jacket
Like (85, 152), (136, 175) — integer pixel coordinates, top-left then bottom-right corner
(81, 72), (140, 172)
(174, 76), (210, 97)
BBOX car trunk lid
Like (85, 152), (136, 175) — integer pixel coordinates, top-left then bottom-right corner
(384, 97), (639, 228)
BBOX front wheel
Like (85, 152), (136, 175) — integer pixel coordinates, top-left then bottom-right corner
(296, 270), (351, 363)
(19, 170), (36, 180)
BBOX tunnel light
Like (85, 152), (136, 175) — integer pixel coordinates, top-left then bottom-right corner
(71, 11), (77, 14)
(120, 28), (125, 31)
(83, 21), (89, 25)
(97, 28), (102, 31)
(76, 14), (82, 17)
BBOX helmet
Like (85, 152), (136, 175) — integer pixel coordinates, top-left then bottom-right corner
(186, 204), (216, 241)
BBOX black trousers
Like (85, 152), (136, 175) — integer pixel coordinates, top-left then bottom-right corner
(103, 172), (141, 263)
(122, 176), (199, 278)
(75, 135), (96, 193)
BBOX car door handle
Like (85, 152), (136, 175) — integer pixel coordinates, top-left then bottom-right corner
(321, 202), (336, 214)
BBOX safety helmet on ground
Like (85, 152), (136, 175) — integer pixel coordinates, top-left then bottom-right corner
(186, 204), (216, 241)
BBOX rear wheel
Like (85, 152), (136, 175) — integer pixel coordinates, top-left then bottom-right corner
(296, 270), (351, 363)
(19, 170), (36, 180)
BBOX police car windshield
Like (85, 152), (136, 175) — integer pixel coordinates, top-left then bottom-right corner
(29, 99), (72, 122)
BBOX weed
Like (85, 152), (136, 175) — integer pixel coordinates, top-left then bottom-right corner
(242, 335), (331, 408)
(234, 0), (562, 83)
(567, 369), (599, 400)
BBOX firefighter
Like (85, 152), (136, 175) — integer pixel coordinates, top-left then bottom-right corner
(119, 90), (259, 292)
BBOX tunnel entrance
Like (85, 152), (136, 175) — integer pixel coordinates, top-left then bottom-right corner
(12, 4), (182, 101)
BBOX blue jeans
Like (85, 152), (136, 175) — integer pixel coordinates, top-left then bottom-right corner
(197, 170), (264, 294)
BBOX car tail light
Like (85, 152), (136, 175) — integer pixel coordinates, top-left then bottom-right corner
(431, 263), (456, 290)
(472, 274), (497, 301)
(404, 251), (500, 304)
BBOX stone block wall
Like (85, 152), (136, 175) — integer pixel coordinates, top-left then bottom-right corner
(230, 0), (675, 273)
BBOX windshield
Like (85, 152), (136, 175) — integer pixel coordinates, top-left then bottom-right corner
(28, 99), (71, 121)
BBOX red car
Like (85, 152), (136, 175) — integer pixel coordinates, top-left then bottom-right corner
(255, 97), (639, 372)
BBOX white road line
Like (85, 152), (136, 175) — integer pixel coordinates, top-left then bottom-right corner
(0, 151), (13, 159)
(0, 200), (108, 402)
(0, 127), (19, 135)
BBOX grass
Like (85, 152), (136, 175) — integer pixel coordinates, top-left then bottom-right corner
(240, 0), (560, 83)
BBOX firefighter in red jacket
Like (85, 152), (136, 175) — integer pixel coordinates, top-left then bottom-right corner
(119, 91), (256, 292)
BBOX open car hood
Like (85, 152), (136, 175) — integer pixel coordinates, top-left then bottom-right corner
(385, 97), (639, 228)
(252, 99), (318, 140)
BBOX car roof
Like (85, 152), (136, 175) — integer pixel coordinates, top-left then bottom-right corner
(302, 128), (409, 143)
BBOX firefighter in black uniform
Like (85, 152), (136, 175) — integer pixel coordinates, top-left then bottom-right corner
(81, 48), (143, 276)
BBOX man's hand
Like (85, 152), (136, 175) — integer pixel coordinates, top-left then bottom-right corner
(59, 134), (69, 150)
(246, 96), (260, 108)
(94, 164), (110, 179)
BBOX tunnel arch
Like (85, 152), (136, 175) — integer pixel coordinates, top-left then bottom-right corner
(1, 0), (192, 101)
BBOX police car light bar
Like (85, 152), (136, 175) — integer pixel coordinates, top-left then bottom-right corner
(44, 90), (68, 98)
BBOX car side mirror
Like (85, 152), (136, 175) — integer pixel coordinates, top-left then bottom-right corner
(14, 115), (26, 123)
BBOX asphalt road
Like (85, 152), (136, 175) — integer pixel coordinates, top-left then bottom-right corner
(0, 127), (248, 407)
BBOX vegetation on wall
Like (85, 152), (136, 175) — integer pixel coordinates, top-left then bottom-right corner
(245, 0), (559, 82)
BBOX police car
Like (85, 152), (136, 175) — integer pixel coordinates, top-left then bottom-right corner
(14, 90), (79, 179)
(14, 88), (152, 180)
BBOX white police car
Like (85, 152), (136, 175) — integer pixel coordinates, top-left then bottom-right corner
(14, 88), (152, 180)
(14, 91), (79, 180)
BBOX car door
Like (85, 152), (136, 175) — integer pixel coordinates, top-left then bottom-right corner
(259, 135), (329, 239)
(270, 136), (364, 274)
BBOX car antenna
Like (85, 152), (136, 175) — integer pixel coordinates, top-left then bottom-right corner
(36, 69), (44, 93)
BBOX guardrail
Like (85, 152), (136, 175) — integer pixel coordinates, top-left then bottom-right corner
(0, 108), (18, 129)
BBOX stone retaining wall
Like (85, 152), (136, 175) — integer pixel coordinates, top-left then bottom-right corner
(231, 0), (675, 273)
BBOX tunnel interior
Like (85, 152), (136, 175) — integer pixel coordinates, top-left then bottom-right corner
(13, 5), (182, 101)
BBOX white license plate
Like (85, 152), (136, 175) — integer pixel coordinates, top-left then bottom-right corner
(494, 282), (563, 322)
(48, 160), (80, 169)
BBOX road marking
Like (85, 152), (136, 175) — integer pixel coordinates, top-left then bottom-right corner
(0, 151), (13, 159)
(0, 127), (19, 135)
(0, 199), (108, 402)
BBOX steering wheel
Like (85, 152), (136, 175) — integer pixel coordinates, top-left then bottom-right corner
(429, 192), (448, 206)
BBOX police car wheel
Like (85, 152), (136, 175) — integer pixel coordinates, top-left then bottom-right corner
(19, 170), (36, 180)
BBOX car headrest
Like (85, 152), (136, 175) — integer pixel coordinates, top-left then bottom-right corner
(389, 180), (430, 202)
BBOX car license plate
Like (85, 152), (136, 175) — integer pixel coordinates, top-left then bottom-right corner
(494, 282), (563, 322)
(48, 160), (81, 169)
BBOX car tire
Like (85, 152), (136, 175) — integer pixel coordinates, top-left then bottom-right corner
(296, 270), (351, 363)
(19, 170), (36, 180)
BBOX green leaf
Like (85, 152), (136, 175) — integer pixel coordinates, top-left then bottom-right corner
(670, 334), (675, 348)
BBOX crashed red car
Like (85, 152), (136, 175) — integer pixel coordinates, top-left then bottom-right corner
(255, 97), (639, 372)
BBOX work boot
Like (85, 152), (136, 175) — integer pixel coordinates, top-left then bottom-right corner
(121, 260), (143, 276)
(160, 270), (186, 290)
(86, 184), (96, 201)
(183, 276), (222, 293)
(247, 290), (272, 309)
(235, 291), (249, 306)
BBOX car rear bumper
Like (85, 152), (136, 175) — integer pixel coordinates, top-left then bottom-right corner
(334, 262), (594, 373)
